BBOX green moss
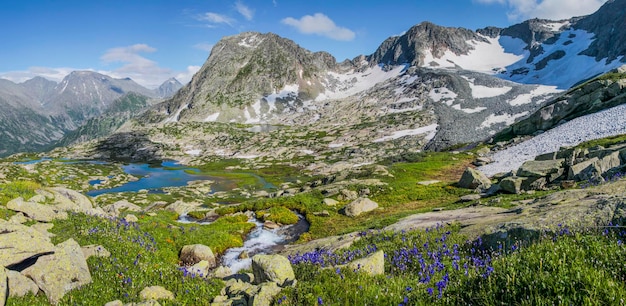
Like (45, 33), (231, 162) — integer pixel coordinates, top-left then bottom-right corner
(186, 210), (207, 220)
(262, 206), (299, 225)
(0, 180), (41, 205)
(575, 133), (626, 150)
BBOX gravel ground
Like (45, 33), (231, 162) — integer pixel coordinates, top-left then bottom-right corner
(478, 103), (626, 176)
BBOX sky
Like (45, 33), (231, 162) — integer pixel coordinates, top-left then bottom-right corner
(0, 0), (608, 89)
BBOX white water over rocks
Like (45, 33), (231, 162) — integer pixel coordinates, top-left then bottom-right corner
(221, 218), (287, 273)
(478, 103), (626, 176)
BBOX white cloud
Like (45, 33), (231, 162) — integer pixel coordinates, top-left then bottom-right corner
(194, 43), (215, 53)
(175, 65), (202, 85)
(198, 12), (235, 26)
(235, 1), (254, 21)
(282, 13), (356, 41)
(0, 67), (76, 84)
(477, 0), (607, 21)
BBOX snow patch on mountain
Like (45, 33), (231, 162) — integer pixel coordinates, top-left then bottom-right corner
(479, 112), (529, 130)
(429, 88), (457, 104)
(501, 29), (625, 89)
(204, 113), (220, 122)
(318, 65), (406, 101)
(422, 36), (524, 73)
(163, 104), (188, 123)
(373, 124), (438, 143)
(508, 85), (561, 106)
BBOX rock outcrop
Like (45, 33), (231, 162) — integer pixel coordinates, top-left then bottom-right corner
(179, 244), (217, 267)
(251, 254), (295, 287)
(458, 167), (492, 191)
(22, 238), (92, 305)
(0, 220), (55, 267)
(344, 197), (379, 217)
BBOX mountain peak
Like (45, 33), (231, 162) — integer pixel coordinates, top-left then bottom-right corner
(157, 77), (182, 98)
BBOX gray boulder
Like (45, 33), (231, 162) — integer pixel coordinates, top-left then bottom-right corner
(344, 198), (379, 217)
(179, 244), (216, 267)
(323, 198), (339, 206)
(6, 269), (39, 298)
(48, 187), (94, 213)
(81, 245), (111, 259)
(251, 282), (282, 306)
(6, 197), (67, 222)
(568, 157), (601, 181)
(347, 250), (385, 276)
(339, 189), (358, 201)
(517, 159), (565, 182)
(0, 220), (55, 267)
(458, 167), (492, 190)
(102, 200), (142, 217)
(499, 177), (525, 194)
(0, 268), (6, 306)
(139, 286), (174, 301)
(251, 254), (295, 287)
(22, 238), (92, 305)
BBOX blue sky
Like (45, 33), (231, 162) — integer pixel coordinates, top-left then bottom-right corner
(0, 0), (607, 88)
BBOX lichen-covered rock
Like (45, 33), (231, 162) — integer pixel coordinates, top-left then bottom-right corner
(139, 286), (174, 301)
(225, 279), (259, 299)
(323, 198), (339, 206)
(458, 167), (492, 190)
(211, 265), (233, 279)
(125, 214), (139, 223)
(251, 282), (282, 306)
(347, 250), (385, 276)
(568, 157), (601, 181)
(344, 197), (379, 217)
(0, 268), (6, 306)
(22, 238), (92, 305)
(500, 177), (525, 194)
(102, 200), (142, 217)
(6, 197), (68, 222)
(81, 245), (111, 259)
(104, 300), (124, 306)
(517, 159), (565, 181)
(186, 260), (210, 277)
(251, 254), (295, 287)
(6, 269), (39, 298)
(48, 187), (94, 213)
(179, 244), (216, 267)
(0, 220), (55, 267)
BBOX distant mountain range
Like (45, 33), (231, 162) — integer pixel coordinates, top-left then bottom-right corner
(0, 72), (182, 156)
(2, 0), (626, 158)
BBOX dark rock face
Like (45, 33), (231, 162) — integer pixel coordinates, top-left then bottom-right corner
(367, 22), (488, 67)
(574, 0), (626, 63)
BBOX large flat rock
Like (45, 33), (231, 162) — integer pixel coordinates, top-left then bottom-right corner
(0, 220), (55, 267)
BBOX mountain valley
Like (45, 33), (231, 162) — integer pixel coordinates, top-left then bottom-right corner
(2, 0), (626, 305)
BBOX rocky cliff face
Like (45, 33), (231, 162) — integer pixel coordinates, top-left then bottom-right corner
(145, 32), (338, 123)
(574, 0), (626, 63)
(367, 22), (489, 67)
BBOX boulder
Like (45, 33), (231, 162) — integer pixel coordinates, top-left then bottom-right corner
(124, 301), (161, 306)
(8, 212), (29, 224)
(263, 221), (280, 230)
(6, 269), (39, 297)
(166, 200), (202, 216)
(179, 244), (216, 267)
(251, 254), (295, 287)
(313, 210), (331, 217)
(458, 168), (491, 190)
(104, 301), (124, 306)
(595, 151), (622, 174)
(139, 286), (174, 301)
(211, 266), (233, 279)
(417, 180), (440, 186)
(500, 177), (525, 194)
(125, 214), (139, 223)
(251, 282), (282, 306)
(22, 238), (92, 305)
(568, 157), (601, 181)
(0, 268), (6, 306)
(187, 260), (210, 277)
(323, 198), (339, 206)
(6, 197), (67, 222)
(48, 187), (94, 213)
(30, 223), (55, 239)
(224, 279), (259, 299)
(344, 197), (379, 217)
(347, 250), (385, 276)
(517, 159), (565, 181)
(102, 200), (142, 217)
(0, 220), (55, 267)
(460, 194), (482, 202)
(339, 189), (359, 201)
(81, 245), (111, 259)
